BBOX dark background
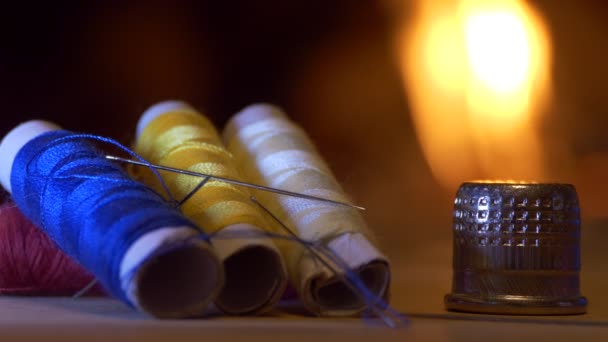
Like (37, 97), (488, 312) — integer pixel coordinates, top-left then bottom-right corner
(1, 1), (606, 147)
(0, 1), (400, 139)
(1, 1), (607, 254)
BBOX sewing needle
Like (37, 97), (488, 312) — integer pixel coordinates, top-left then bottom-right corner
(105, 155), (365, 211)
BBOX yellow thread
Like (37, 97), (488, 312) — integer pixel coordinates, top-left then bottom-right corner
(133, 109), (270, 235)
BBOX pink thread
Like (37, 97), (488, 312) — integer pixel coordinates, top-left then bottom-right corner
(0, 198), (104, 296)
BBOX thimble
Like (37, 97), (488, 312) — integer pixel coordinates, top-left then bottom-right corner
(445, 182), (587, 315)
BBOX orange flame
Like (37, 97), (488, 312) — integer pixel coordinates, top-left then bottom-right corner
(398, 0), (552, 190)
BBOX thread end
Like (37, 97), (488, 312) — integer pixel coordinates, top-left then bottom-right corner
(0, 120), (61, 193)
(137, 100), (195, 139)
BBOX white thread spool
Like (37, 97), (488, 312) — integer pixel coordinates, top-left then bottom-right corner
(136, 101), (287, 315)
(224, 104), (391, 316)
(0, 120), (223, 318)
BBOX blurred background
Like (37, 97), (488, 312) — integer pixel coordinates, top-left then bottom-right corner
(0, 0), (607, 267)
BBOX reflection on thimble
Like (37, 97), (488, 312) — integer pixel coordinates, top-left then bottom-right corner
(445, 182), (587, 315)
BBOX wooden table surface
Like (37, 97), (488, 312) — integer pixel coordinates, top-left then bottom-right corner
(1, 220), (607, 341)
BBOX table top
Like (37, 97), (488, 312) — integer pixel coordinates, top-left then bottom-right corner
(1, 296), (607, 342)
(2, 219), (607, 341)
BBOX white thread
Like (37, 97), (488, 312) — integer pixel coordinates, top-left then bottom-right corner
(257, 150), (332, 180)
(224, 104), (390, 316)
(235, 119), (301, 141)
(0, 120), (61, 193)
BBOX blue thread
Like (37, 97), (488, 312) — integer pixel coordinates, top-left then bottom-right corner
(10, 130), (203, 305)
(45, 133), (177, 204)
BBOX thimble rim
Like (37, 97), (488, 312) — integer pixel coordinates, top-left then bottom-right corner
(445, 293), (587, 315)
(460, 181), (576, 188)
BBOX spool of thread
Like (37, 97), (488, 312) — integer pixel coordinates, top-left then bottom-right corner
(133, 101), (287, 315)
(0, 198), (103, 296)
(223, 104), (391, 316)
(0, 120), (223, 318)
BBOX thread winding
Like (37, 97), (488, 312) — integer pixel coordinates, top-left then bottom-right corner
(1, 121), (223, 318)
(134, 106), (267, 231)
(224, 104), (391, 316)
(0, 201), (102, 296)
(0, 111), (399, 324)
(133, 101), (287, 315)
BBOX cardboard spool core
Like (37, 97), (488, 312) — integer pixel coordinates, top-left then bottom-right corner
(313, 261), (390, 312)
(135, 242), (221, 318)
(215, 245), (285, 314)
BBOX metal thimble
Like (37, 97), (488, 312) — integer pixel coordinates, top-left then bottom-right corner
(445, 182), (587, 315)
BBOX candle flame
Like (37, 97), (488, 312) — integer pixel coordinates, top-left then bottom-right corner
(399, 0), (551, 191)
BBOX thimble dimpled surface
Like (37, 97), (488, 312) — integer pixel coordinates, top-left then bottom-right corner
(445, 182), (587, 315)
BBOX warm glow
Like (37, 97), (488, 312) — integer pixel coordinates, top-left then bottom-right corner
(399, 0), (551, 190)
(465, 9), (530, 94)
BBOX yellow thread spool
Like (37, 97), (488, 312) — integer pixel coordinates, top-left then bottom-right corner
(223, 104), (391, 316)
(134, 101), (287, 315)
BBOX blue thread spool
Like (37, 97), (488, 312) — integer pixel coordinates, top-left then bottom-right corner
(0, 120), (224, 318)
